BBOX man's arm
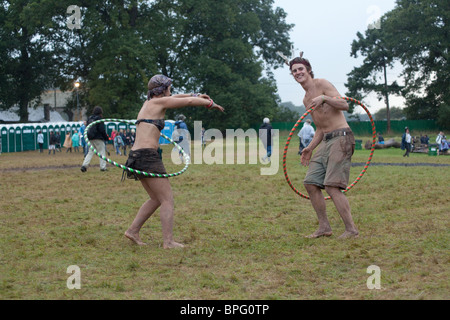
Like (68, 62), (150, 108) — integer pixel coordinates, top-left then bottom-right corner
(310, 79), (349, 111)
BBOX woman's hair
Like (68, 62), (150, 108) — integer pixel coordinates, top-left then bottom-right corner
(289, 57), (314, 79)
(147, 74), (172, 100)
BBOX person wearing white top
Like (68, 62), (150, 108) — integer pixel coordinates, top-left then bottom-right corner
(403, 128), (412, 157)
(37, 131), (44, 153)
(298, 119), (315, 155)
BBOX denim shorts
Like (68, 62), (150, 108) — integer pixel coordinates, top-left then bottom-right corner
(304, 128), (355, 190)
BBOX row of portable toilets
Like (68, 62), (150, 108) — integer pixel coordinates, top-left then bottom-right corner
(0, 120), (175, 153)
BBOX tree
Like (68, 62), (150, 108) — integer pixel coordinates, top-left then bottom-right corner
(48, 1), (159, 119)
(2, 0), (293, 127)
(374, 106), (405, 120)
(55, 0), (292, 128)
(158, 0), (293, 131)
(346, 26), (402, 133)
(382, 0), (449, 120)
(0, 0), (58, 122)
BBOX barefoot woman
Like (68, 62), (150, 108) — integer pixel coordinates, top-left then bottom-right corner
(124, 75), (224, 248)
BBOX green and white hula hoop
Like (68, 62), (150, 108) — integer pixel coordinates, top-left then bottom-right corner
(84, 119), (190, 178)
(283, 96), (376, 200)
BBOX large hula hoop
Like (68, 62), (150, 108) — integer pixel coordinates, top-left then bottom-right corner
(283, 97), (376, 200)
(84, 119), (190, 178)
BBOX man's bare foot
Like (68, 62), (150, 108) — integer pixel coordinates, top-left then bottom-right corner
(305, 230), (333, 238)
(338, 231), (359, 239)
(163, 241), (185, 249)
(124, 231), (147, 246)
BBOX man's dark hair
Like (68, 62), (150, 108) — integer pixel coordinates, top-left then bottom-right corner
(289, 57), (314, 78)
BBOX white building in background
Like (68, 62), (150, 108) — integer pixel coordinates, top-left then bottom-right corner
(0, 88), (85, 123)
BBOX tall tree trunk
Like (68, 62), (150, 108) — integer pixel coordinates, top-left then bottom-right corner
(18, 28), (30, 123)
(383, 62), (391, 134)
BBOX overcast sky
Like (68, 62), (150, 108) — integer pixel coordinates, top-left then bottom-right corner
(271, 0), (403, 112)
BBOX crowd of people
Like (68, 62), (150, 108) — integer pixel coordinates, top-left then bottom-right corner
(399, 128), (448, 156)
(38, 121), (136, 158)
(111, 128), (136, 156)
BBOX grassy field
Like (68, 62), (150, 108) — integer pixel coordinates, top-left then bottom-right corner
(0, 134), (449, 300)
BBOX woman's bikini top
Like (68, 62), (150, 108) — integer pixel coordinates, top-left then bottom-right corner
(135, 119), (165, 132)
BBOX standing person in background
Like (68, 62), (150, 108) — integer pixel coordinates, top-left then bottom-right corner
(201, 127), (206, 149)
(120, 129), (128, 156)
(79, 121), (88, 157)
(72, 128), (80, 152)
(402, 127), (412, 157)
(37, 130), (44, 153)
(55, 132), (61, 152)
(298, 118), (315, 155)
(64, 131), (73, 153)
(436, 132), (448, 155)
(110, 129), (118, 147)
(81, 106), (109, 172)
(436, 131), (445, 155)
(259, 117), (273, 162)
(114, 131), (124, 155)
(130, 129), (136, 147)
(49, 131), (58, 155)
(174, 114), (190, 163)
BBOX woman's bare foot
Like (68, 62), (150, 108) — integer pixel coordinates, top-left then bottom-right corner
(305, 229), (333, 238)
(124, 231), (147, 246)
(163, 241), (185, 249)
(338, 230), (359, 239)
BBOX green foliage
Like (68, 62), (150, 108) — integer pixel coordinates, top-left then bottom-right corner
(345, 27), (402, 114)
(273, 102), (303, 122)
(348, 0), (449, 121)
(160, 0), (293, 130)
(1, 0), (293, 127)
(374, 107), (405, 121)
(0, 0), (60, 121)
(383, 0), (449, 120)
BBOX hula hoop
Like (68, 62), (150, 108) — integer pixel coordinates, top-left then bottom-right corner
(283, 97), (376, 200)
(84, 119), (190, 178)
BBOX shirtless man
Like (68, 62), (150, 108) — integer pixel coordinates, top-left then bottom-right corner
(290, 56), (359, 239)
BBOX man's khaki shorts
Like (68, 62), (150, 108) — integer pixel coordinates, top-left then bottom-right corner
(304, 128), (355, 190)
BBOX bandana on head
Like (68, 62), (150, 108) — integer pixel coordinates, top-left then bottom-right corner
(147, 74), (172, 99)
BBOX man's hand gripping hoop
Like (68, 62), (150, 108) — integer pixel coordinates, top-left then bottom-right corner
(84, 119), (190, 178)
(283, 97), (376, 200)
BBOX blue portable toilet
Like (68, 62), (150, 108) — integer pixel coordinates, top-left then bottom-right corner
(159, 120), (175, 144)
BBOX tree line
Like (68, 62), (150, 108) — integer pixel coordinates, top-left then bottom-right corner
(346, 0), (449, 131)
(0, 0), (293, 130)
(1, 0), (448, 130)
